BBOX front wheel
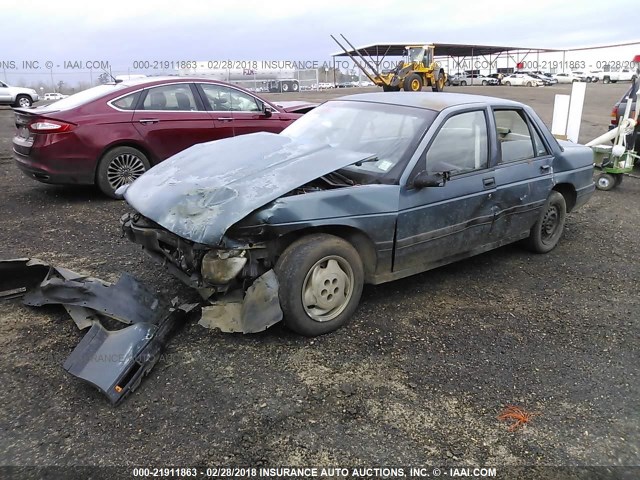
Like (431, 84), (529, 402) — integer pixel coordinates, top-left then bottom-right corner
(96, 146), (151, 198)
(526, 81), (533, 87)
(275, 234), (364, 336)
(403, 73), (423, 92)
(523, 191), (567, 253)
(482, 80), (488, 86)
(14, 95), (33, 108)
(504, 81), (511, 86)
(460, 80), (467, 86)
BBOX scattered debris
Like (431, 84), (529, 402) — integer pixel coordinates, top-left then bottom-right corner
(0, 258), (197, 405)
(497, 405), (540, 431)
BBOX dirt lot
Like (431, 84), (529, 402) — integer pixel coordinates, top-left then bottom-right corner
(0, 84), (638, 475)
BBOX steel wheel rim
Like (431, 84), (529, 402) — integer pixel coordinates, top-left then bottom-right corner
(18, 97), (30, 107)
(438, 77), (445, 89)
(541, 205), (559, 243)
(106, 153), (146, 190)
(597, 176), (611, 189)
(302, 255), (354, 322)
(411, 79), (420, 91)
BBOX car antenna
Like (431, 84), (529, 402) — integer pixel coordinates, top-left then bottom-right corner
(104, 67), (121, 84)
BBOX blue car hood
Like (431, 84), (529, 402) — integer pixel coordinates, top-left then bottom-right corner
(122, 132), (374, 246)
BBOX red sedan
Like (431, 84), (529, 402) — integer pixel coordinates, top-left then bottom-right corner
(12, 77), (313, 197)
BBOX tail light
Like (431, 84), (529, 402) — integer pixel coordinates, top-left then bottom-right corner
(28, 120), (76, 133)
(610, 106), (619, 126)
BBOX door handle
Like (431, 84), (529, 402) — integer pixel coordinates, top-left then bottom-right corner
(540, 165), (552, 173)
(215, 117), (233, 122)
(483, 177), (495, 188)
(138, 118), (160, 125)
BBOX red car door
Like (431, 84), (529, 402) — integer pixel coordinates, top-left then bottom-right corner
(196, 83), (293, 136)
(132, 82), (224, 161)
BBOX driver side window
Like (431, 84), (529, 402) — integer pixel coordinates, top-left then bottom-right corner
(425, 110), (488, 175)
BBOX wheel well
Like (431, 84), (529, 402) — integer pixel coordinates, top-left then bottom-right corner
(94, 142), (155, 181)
(553, 183), (577, 212)
(274, 226), (378, 282)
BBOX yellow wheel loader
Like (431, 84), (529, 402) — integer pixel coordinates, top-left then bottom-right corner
(331, 35), (447, 92)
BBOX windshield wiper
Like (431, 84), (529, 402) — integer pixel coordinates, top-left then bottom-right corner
(353, 155), (379, 167)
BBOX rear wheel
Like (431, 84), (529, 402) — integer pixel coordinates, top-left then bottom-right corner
(403, 73), (423, 92)
(96, 146), (150, 198)
(14, 95), (32, 108)
(460, 80), (467, 86)
(382, 85), (400, 92)
(281, 82), (290, 92)
(432, 70), (445, 92)
(526, 81), (533, 87)
(275, 234), (364, 336)
(482, 80), (488, 86)
(504, 81), (511, 86)
(524, 191), (567, 253)
(603, 76), (611, 84)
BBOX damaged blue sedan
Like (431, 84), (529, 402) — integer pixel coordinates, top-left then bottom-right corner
(120, 92), (595, 336)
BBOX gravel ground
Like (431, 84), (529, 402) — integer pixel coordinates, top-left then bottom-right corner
(0, 84), (638, 477)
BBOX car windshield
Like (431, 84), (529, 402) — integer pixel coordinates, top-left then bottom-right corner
(44, 84), (127, 109)
(281, 100), (435, 177)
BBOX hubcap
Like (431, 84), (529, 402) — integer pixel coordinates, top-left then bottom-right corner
(19, 97), (30, 107)
(302, 256), (354, 322)
(541, 205), (559, 243)
(106, 153), (146, 190)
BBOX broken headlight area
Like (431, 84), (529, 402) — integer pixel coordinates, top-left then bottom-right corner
(121, 212), (283, 334)
(121, 213), (272, 292)
(0, 258), (198, 405)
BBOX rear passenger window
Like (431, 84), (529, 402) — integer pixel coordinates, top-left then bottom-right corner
(141, 84), (197, 111)
(112, 93), (138, 110)
(494, 109), (542, 162)
(425, 110), (488, 175)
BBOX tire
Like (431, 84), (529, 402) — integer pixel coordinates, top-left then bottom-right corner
(586, 77), (592, 83)
(275, 234), (364, 336)
(403, 73), (423, 92)
(291, 82), (299, 92)
(603, 76), (610, 84)
(611, 80), (618, 84)
(14, 95), (33, 108)
(526, 81), (533, 87)
(504, 81), (511, 86)
(281, 82), (290, 92)
(460, 80), (467, 86)
(382, 85), (400, 92)
(96, 146), (151, 198)
(596, 173), (616, 191)
(523, 191), (567, 253)
(432, 70), (445, 92)
(614, 174), (624, 187)
(482, 80), (488, 86)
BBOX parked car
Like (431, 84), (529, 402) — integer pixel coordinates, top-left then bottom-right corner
(451, 74), (497, 86)
(502, 73), (544, 87)
(12, 77), (314, 197)
(552, 72), (583, 84)
(597, 68), (638, 84)
(43, 92), (68, 101)
(120, 92), (595, 337)
(0, 80), (39, 107)
(527, 73), (557, 86)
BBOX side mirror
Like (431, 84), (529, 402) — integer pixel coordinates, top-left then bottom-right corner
(412, 170), (449, 189)
(263, 105), (274, 118)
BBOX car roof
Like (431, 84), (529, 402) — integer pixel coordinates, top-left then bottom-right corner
(105, 76), (235, 88)
(335, 92), (523, 112)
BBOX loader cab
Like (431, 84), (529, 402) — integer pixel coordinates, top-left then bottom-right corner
(406, 45), (434, 69)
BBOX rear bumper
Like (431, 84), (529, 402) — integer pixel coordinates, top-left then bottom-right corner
(13, 149), (95, 185)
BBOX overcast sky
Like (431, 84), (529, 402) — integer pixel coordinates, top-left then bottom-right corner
(2, 0), (639, 83)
